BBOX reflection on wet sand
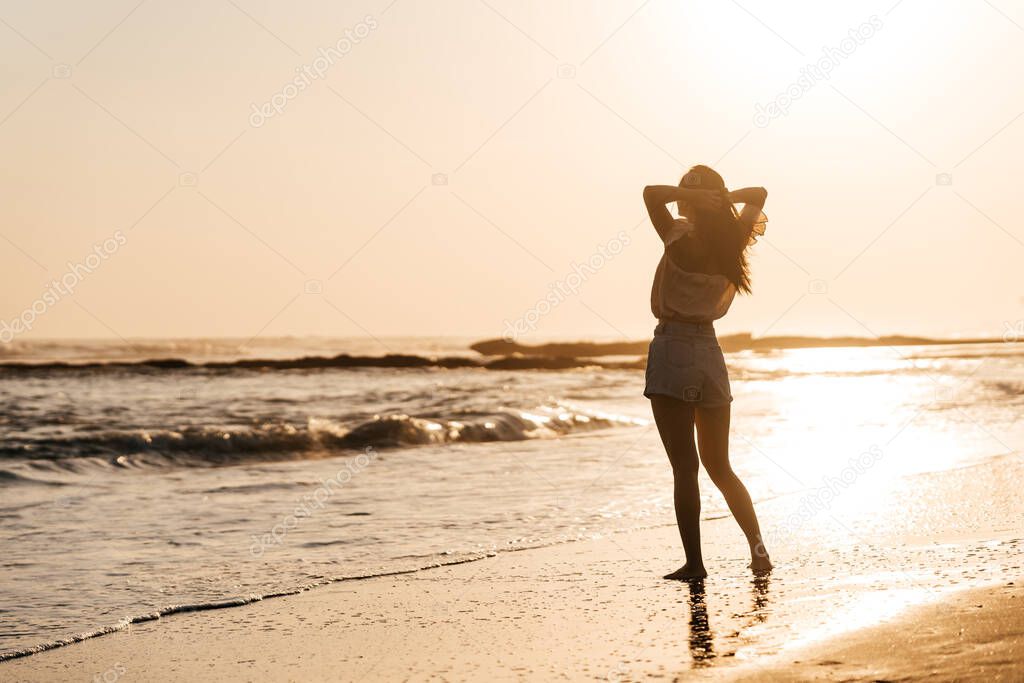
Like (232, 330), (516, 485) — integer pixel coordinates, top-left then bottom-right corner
(748, 572), (771, 625)
(686, 580), (714, 666)
(685, 572), (773, 668)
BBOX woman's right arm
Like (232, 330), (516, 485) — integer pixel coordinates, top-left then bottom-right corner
(643, 185), (722, 241)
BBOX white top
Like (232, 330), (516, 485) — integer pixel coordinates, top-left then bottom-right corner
(650, 219), (737, 322)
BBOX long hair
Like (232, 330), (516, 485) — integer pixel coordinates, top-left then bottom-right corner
(677, 164), (752, 294)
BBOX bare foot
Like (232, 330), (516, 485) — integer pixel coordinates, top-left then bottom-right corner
(663, 564), (708, 580)
(749, 541), (772, 573)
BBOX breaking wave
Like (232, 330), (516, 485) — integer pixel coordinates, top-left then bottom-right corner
(0, 407), (646, 468)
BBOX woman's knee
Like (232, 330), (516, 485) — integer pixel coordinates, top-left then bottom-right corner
(703, 461), (737, 487)
(669, 447), (699, 476)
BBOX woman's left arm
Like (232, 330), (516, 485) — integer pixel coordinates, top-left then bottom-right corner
(728, 187), (768, 239)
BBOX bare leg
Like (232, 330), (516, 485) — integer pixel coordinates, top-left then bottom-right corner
(695, 405), (772, 571)
(651, 396), (707, 579)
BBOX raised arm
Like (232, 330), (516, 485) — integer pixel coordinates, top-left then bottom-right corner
(728, 186), (768, 239)
(643, 185), (722, 242)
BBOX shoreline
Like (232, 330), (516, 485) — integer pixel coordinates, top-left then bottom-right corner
(0, 521), (686, 664)
(3, 522), (1020, 680)
(0, 478), (860, 664)
(4, 454), (1021, 679)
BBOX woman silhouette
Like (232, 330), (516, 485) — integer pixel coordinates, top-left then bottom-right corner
(642, 165), (772, 579)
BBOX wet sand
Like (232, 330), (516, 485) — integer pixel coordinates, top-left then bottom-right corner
(738, 582), (1023, 682)
(4, 454), (1022, 681)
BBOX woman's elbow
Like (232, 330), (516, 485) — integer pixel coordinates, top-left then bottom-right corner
(753, 187), (768, 204)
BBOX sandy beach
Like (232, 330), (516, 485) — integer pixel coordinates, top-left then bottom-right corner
(5, 451), (1021, 682)
(742, 583), (1024, 682)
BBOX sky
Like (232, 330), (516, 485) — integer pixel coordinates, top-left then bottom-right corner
(1, 0), (1023, 347)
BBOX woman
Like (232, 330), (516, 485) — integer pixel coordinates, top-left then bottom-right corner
(642, 164), (771, 579)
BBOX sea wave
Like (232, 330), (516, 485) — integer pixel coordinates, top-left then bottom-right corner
(0, 407), (646, 469)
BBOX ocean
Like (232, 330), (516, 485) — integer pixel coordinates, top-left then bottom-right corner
(1, 336), (1022, 659)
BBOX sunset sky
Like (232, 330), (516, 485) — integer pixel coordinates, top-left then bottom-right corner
(2, 0), (1023, 346)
